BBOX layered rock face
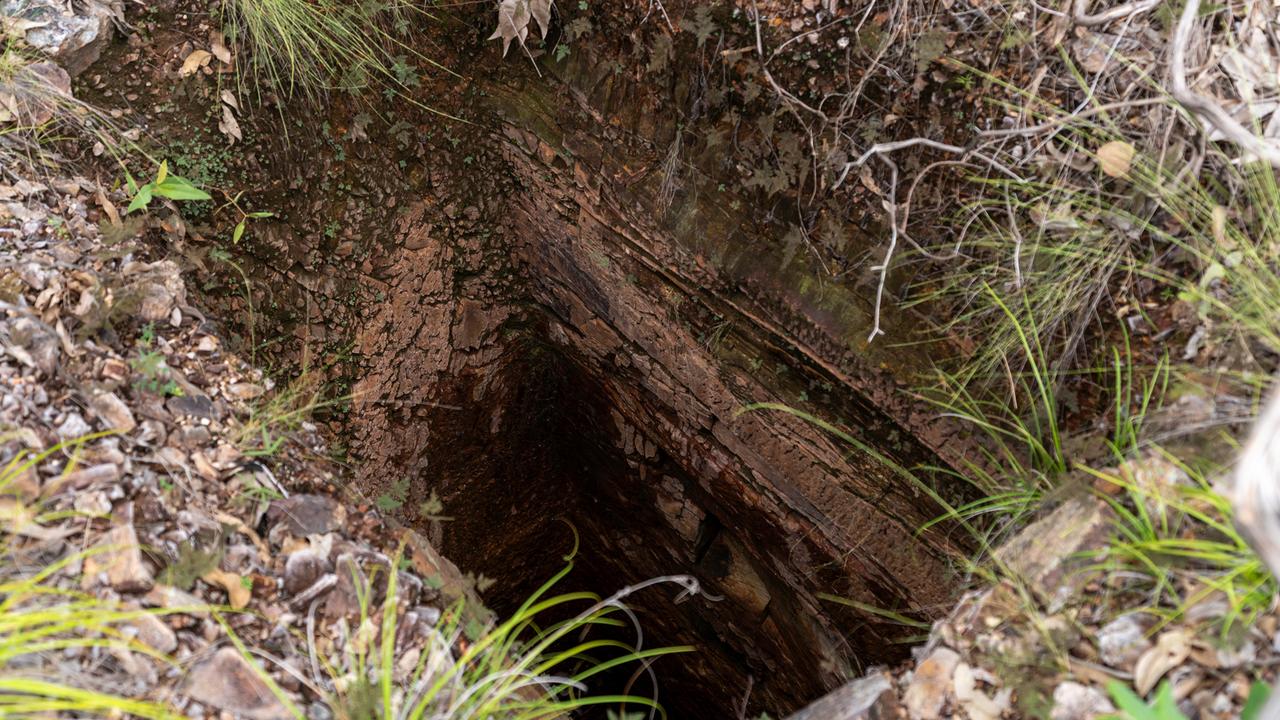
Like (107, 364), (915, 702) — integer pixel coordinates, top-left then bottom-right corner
(341, 50), (976, 718)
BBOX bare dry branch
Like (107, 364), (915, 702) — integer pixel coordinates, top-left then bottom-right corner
(1170, 0), (1280, 167)
(1072, 0), (1162, 26)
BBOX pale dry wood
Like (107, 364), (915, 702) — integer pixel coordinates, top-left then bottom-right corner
(1233, 383), (1280, 719)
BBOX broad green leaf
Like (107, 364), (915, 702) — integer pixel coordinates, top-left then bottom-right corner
(1106, 681), (1159, 720)
(156, 160), (168, 185)
(125, 184), (153, 215)
(233, 221), (245, 244)
(1242, 681), (1272, 720)
(153, 176), (211, 201)
(1152, 683), (1186, 719)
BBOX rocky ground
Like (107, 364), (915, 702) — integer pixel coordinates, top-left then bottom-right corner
(789, 486), (1279, 719)
(0, 172), (483, 718)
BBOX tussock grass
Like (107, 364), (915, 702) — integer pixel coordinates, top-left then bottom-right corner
(231, 369), (338, 457)
(219, 0), (452, 108)
(1084, 450), (1276, 635)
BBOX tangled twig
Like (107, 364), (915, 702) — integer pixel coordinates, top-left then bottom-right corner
(833, 139), (1024, 342)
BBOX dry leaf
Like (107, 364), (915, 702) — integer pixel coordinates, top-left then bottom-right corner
(210, 31), (232, 64)
(529, 0), (552, 38)
(0, 92), (16, 123)
(1211, 205), (1234, 249)
(179, 49), (213, 77)
(212, 511), (270, 562)
(858, 165), (881, 194)
(953, 663), (1005, 720)
(202, 567), (251, 609)
(490, 0), (554, 57)
(219, 89), (239, 110)
(489, 0), (530, 57)
(218, 104), (242, 143)
(1097, 140), (1135, 178)
(0, 498), (74, 540)
(97, 188), (121, 228)
(1133, 630), (1190, 695)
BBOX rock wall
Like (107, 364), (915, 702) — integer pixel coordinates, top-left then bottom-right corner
(336, 47), (978, 716)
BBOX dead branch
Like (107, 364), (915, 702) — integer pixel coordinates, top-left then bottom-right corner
(832, 138), (1025, 342)
(1170, 0), (1280, 167)
(1073, 0), (1162, 26)
(640, 0), (676, 33)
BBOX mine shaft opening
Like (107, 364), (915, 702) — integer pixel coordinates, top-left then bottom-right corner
(394, 326), (926, 719)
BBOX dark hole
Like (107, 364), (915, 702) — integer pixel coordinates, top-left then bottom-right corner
(399, 331), (910, 719)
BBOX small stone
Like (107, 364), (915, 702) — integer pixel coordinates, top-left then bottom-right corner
(144, 584), (210, 617)
(904, 647), (960, 720)
(3, 465), (40, 500)
(125, 610), (178, 653)
(268, 495), (346, 536)
(192, 451), (220, 482)
(57, 462), (120, 491)
(1097, 614), (1151, 670)
(102, 357), (131, 383)
(182, 647), (293, 720)
(19, 0), (116, 76)
(323, 554), (364, 622)
(137, 419), (168, 447)
(136, 282), (174, 322)
(57, 411), (91, 440)
(84, 522), (154, 593)
(167, 394), (216, 419)
(91, 391), (136, 433)
(1050, 681), (1115, 720)
(283, 550), (329, 596)
(225, 382), (266, 401)
(174, 425), (213, 450)
(73, 490), (112, 515)
(11, 317), (59, 375)
(196, 336), (220, 353)
(787, 671), (898, 720)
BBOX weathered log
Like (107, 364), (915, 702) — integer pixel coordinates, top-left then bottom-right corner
(1233, 384), (1280, 720)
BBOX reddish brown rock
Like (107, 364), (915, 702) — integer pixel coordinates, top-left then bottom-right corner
(182, 647), (292, 720)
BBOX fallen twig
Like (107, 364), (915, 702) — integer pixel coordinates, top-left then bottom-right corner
(1169, 0), (1280, 167)
(1072, 0), (1162, 26)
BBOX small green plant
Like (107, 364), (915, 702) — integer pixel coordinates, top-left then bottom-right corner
(1106, 679), (1270, 719)
(375, 477), (409, 512)
(222, 548), (696, 720)
(418, 490), (451, 522)
(124, 160), (212, 215)
(232, 371), (332, 457)
(158, 538), (223, 591)
(130, 330), (182, 397)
